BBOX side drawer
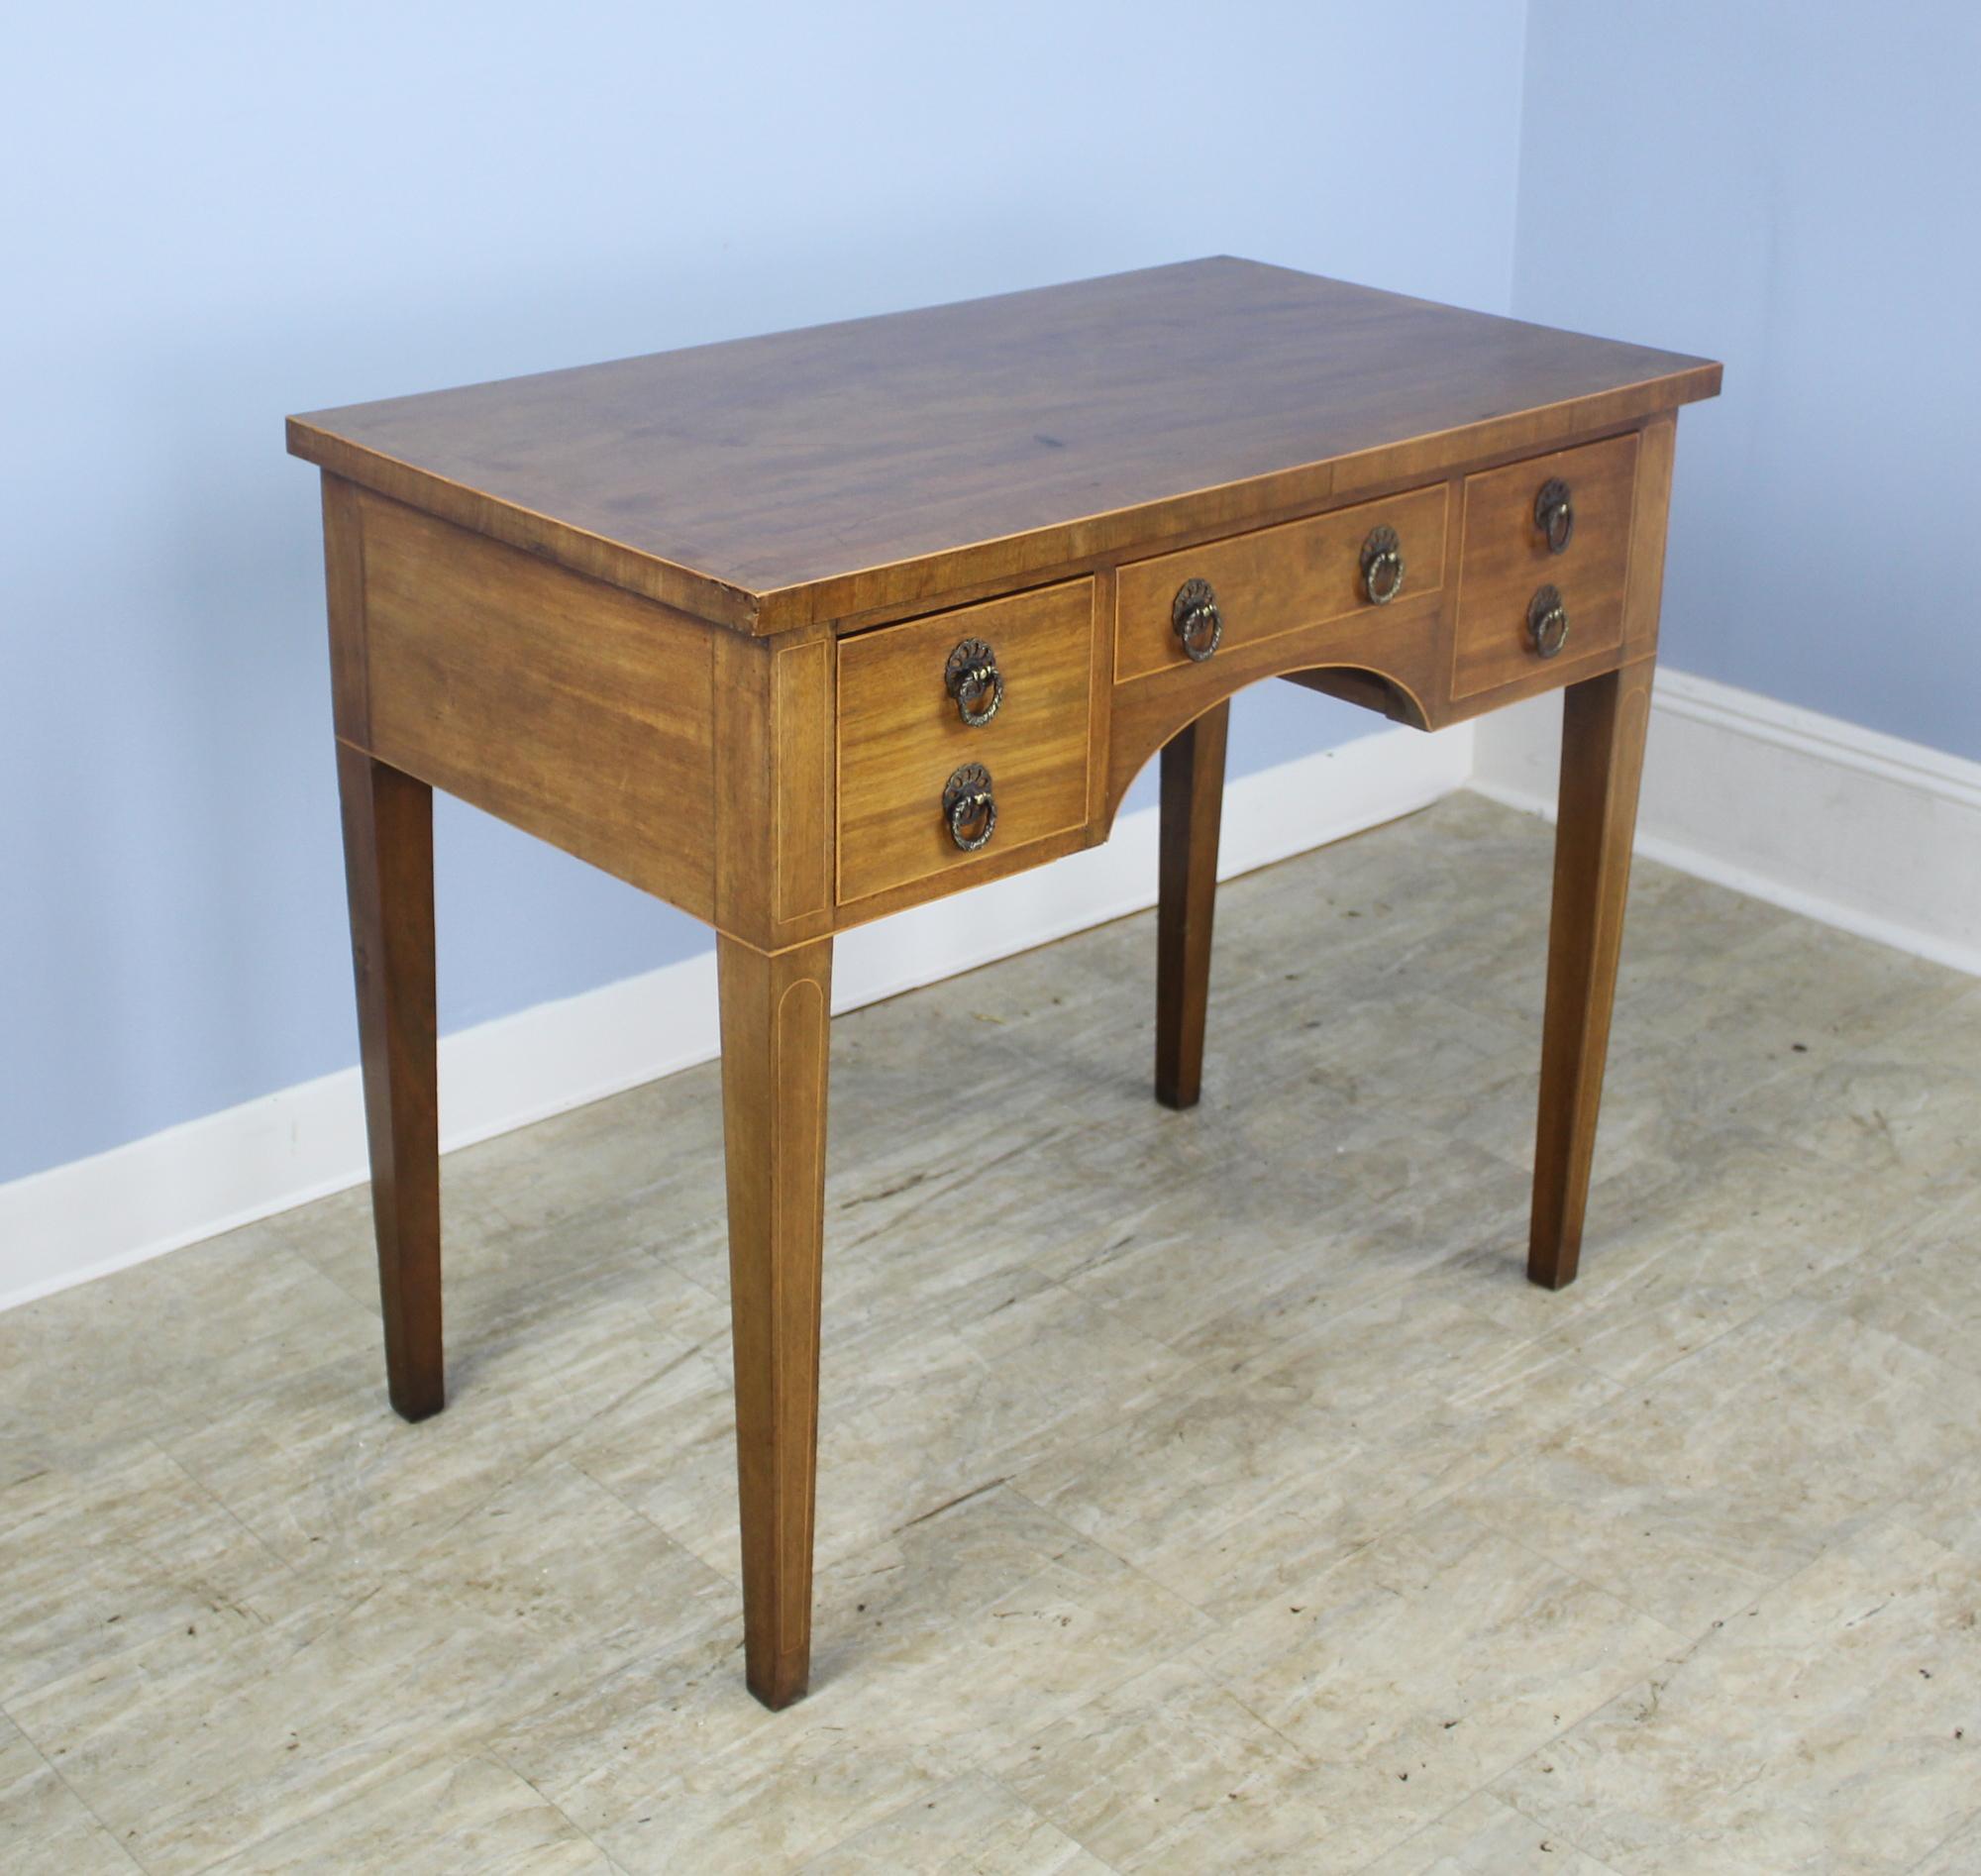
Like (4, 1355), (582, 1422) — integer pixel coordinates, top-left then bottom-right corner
(1451, 433), (1639, 698)
(836, 579), (1095, 905)
(1114, 482), (1448, 682)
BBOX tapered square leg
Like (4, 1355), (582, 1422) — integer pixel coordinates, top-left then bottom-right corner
(1155, 700), (1229, 1110)
(717, 932), (833, 1710)
(1529, 661), (1654, 1290)
(335, 743), (444, 1419)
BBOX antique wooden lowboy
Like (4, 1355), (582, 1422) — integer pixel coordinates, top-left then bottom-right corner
(288, 258), (1720, 1706)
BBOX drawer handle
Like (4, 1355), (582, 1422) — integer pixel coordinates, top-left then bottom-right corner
(1360, 526), (1406, 605)
(1527, 583), (1570, 659)
(942, 763), (997, 851)
(1535, 478), (1575, 554)
(1171, 577), (1223, 662)
(944, 637), (1004, 727)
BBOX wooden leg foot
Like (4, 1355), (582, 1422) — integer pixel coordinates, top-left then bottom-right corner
(748, 1650), (811, 1713)
(1529, 663), (1653, 1290)
(1155, 701), (1229, 1110)
(718, 933), (833, 1709)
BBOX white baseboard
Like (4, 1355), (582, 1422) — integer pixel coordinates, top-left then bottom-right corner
(0, 722), (1473, 1312)
(1471, 668), (1981, 978)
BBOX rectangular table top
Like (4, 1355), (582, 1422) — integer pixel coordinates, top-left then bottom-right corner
(287, 258), (1719, 634)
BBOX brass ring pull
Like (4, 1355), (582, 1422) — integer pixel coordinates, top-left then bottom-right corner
(942, 763), (996, 851)
(1535, 478), (1574, 554)
(1172, 577), (1222, 662)
(1360, 525), (1405, 605)
(1527, 583), (1570, 659)
(944, 637), (1004, 727)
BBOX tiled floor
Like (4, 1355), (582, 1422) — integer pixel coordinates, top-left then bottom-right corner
(4, 793), (1978, 1873)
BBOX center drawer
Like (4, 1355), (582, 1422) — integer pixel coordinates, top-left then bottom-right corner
(1114, 482), (1449, 682)
(836, 578), (1095, 905)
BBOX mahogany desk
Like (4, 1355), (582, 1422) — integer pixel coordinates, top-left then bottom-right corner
(287, 260), (1720, 1708)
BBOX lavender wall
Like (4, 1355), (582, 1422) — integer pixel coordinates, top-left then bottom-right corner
(1, 1), (1531, 1183)
(1512, 1), (1981, 760)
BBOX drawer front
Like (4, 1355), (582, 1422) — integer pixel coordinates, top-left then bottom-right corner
(1114, 482), (1448, 683)
(837, 579), (1095, 904)
(1451, 433), (1639, 698)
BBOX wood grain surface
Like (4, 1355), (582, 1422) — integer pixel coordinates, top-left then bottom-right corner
(288, 259), (1719, 633)
(356, 486), (718, 917)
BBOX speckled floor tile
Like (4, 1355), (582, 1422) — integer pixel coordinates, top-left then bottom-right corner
(1822, 1185), (1981, 1382)
(0, 1711), (143, 1873)
(1172, 1501), (1684, 1865)
(12, 1459), (726, 1876)
(1447, 1296), (1981, 1635)
(0, 1434), (290, 1705)
(563, 1259), (1194, 1590)
(1429, 1122), (1914, 1389)
(795, 1485), (1215, 1750)
(0, 1219), (378, 1445)
(1909, 1807), (1981, 1876)
(1493, 1518), (1981, 1875)
(990, 1656), (1356, 1871)
(1357, 1791), (1622, 1874)
(795, 1771), (1109, 1875)
(153, 1269), (729, 1591)
(1016, 1289), (1618, 1621)
(196, 1752), (617, 1875)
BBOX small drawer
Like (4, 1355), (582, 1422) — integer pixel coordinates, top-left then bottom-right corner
(1114, 482), (1448, 682)
(1451, 433), (1639, 698)
(836, 579), (1095, 904)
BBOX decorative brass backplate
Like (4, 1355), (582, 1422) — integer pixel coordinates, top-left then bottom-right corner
(943, 637), (1003, 726)
(1360, 525), (1405, 604)
(1535, 477), (1575, 554)
(1171, 577), (1222, 662)
(941, 762), (997, 851)
(1527, 582), (1569, 658)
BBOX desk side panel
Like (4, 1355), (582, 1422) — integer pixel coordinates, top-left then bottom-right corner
(350, 483), (717, 919)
